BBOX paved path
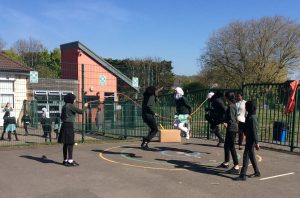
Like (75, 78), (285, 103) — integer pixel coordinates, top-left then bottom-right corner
(0, 139), (299, 198)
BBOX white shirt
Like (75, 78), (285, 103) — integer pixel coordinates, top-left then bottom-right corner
(236, 99), (246, 123)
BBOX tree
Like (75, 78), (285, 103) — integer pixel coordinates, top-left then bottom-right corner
(1, 49), (22, 62)
(182, 81), (207, 92)
(49, 48), (61, 78)
(11, 38), (61, 78)
(200, 16), (300, 88)
(12, 37), (45, 69)
(105, 58), (175, 96)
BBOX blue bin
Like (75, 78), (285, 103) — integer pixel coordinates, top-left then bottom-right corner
(273, 121), (288, 142)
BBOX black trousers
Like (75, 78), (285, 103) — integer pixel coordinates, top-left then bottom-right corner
(63, 144), (74, 160)
(238, 122), (245, 146)
(210, 123), (224, 143)
(240, 142), (260, 176)
(224, 130), (239, 165)
(24, 125), (29, 134)
(142, 114), (159, 142)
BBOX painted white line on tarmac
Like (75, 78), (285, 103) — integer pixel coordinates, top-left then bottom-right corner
(260, 172), (295, 181)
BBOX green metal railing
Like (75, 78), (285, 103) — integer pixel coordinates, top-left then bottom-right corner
(1, 82), (299, 152)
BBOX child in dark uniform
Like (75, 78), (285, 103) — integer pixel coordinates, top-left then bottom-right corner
(234, 101), (261, 181)
(5, 111), (19, 141)
(58, 93), (88, 166)
(1, 102), (12, 140)
(21, 111), (31, 136)
(41, 112), (52, 142)
(141, 86), (159, 150)
(217, 91), (240, 173)
(54, 116), (60, 139)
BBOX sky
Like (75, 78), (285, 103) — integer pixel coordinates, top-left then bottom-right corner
(1, 0), (300, 77)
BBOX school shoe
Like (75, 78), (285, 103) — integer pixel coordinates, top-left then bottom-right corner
(67, 161), (79, 167)
(226, 167), (240, 174)
(141, 142), (149, 150)
(233, 175), (246, 181)
(62, 161), (69, 166)
(248, 172), (261, 178)
(141, 138), (149, 150)
(216, 163), (229, 168)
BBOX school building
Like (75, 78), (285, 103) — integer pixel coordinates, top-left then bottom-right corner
(0, 41), (139, 127)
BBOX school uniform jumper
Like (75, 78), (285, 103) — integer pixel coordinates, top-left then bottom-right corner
(240, 109), (260, 177)
(59, 103), (86, 163)
(224, 103), (239, 165)
(208, 94), (226, 143)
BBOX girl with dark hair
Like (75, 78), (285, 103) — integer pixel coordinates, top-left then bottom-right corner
(58, 93), (88, 166)
(141, 86), (159, 149)
(217, 91), (240, 173)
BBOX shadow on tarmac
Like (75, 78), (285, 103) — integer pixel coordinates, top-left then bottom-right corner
(183, 142), (221, 148)
(156, 158), (235, 179)
(91, 149), (143, 158)
(20, 155), (62, 165)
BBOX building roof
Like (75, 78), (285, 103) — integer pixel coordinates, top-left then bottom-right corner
(60, 41), (139, 91)
(0, 53), (32, 73)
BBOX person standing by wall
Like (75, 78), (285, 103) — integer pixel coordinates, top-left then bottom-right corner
(236, 92), (247, 150)
(173, 87), (192, 139)
(234, 101), (261, 181)
(58, 93), (88, 166)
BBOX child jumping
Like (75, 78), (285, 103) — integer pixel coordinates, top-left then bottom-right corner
(173, 87), (192, 139)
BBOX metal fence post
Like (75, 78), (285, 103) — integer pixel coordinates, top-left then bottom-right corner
(81, 64), (85, 143)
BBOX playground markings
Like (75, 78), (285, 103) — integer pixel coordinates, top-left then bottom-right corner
(99, 145), (186, 171)
(98, 144), (263, 171)
(259, 172), (295, 181)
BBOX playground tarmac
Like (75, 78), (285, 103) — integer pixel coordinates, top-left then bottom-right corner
(0, 138), (299, 198)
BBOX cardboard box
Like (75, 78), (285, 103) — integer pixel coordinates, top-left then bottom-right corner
(159, 129), (181, 143)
